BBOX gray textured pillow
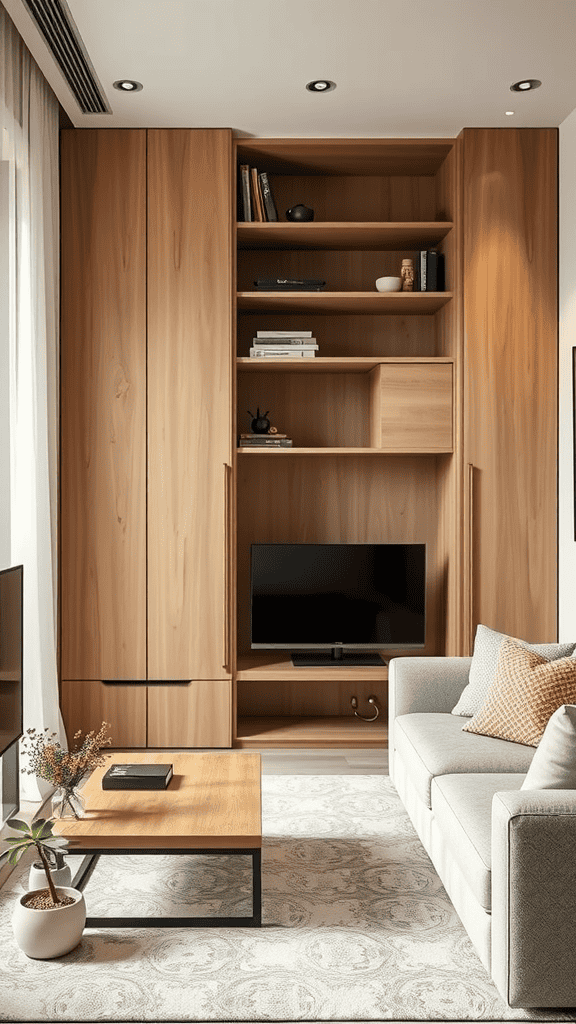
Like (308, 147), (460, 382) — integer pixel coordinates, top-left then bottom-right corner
(521, 705), (576, 789)
(451, 624), (576, 717)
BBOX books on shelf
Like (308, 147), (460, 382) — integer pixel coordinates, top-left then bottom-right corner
(238, 165), (278, 222)
(250, 347), (317, 358)
(254, 278), (326, 291)
(239, 436), (293, 447)
(250, 342), (315, 350)
(102, 763), (174, 790)
(256, 331), (313, 338)
(418, 250), (445, 292)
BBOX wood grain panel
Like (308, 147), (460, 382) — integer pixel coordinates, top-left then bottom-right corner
(147, 129), (234, 679)
(237, 679), (386, 718)
(235, 716), (387, 749)
(463, 128), (558, 642)
(60, 130), (147, 679)
(147, 681), (232, 748)
(60, 680), (147, 748)
(236, 138), (455, 176)
(369, 363), (453, 450)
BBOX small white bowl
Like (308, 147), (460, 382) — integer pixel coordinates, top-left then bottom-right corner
(375, 276), (402, 292)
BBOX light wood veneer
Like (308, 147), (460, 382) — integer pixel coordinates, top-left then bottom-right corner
(54, 751), (262, 850)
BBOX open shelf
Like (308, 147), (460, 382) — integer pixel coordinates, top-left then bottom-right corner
(237, 221), (453, 250)
(238, 356), (454, 373)
(237, 291), (453, 314)
(235, 715), (388, 749)
(236, 652), (388, 681)
(237, 446), (453, 455)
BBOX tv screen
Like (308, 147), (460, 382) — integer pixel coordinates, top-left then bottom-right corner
(0, 565), (23, 757)
(250, 543), (425, 666)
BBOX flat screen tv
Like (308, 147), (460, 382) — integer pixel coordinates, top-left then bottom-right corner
(0, 565), (23, 757)
(250, 543), (425, 666)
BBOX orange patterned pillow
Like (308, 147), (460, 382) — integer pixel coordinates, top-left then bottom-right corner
(462, 637), (576, 746)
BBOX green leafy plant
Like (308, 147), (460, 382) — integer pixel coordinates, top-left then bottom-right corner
(0, 818), (70, 906)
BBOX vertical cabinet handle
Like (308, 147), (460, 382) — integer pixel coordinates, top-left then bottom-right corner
(467, 463), (474, 656)
(223, 462), (232, 670)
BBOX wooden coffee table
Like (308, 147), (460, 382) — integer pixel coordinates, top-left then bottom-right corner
(54, 751), (262, 928)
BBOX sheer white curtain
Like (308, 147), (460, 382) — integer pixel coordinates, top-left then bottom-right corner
(1, 6), (65, 803)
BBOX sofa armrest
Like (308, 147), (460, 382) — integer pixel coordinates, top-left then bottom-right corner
(388, 656), (472, 720)
(491, 790), (576, 1009)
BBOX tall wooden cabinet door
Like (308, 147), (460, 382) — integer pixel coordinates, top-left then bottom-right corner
(60, 130), (147, 680)
(147, 129), (234, 680)
(462, 128), (558, 645)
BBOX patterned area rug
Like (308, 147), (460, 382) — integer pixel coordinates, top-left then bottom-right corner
(0, 775), (574, 1023)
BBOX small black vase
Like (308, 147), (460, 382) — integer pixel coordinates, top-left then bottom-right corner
(286, 205), (314, 222)
(249, 408), (270, 434)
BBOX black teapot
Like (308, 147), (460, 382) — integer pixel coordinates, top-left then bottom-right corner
(286, 205), (314, 222)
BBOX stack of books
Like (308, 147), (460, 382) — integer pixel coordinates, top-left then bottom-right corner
(249, 330), (319, 359)
(238, 433), (293, 448)
(238, 165), (278, 222)
(254, 278), (326, 292)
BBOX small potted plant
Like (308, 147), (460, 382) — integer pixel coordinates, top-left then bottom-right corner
(1, 817), (86, 959)
(20, 721), (112, 819)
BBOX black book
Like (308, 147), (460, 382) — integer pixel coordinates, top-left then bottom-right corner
(102, 763), (174, 790)
(254, 278), (326, 291)
(239, 165), (252, 222)
(419, 250), (445, 292)
(258, 172), (278, 221)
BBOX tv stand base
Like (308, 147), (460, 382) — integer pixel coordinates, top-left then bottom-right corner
(291, 650), (385, 667)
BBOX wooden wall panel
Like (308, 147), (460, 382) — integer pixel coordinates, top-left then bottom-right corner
(60, 130), (147, 680)
(463, 128), (558, 643)
(147, 129), (234, 680)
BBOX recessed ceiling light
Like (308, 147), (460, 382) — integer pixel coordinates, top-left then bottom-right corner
(510, 79), (541, 92)
(306, 80), (336, 93)
(505, 111), (515, 116)
(113, 80), (143, 93)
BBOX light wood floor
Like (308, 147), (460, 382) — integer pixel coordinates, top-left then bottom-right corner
(258, 747), (388, 775)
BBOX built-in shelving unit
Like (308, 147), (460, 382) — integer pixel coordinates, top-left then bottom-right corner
(233, 136), (462, 748)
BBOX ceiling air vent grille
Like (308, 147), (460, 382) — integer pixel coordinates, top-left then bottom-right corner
(22, 0), (110, 114)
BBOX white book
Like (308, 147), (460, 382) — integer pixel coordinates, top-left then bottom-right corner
(256, 330), (313, 338)
(252, 337), (317, 346)
(251, 342), (318, 351)
(250, 348), (316, 358)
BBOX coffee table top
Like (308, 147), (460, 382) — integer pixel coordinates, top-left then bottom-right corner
(53, 751), (262, 850)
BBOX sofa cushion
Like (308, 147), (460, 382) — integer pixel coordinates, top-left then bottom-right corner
(451, 623), (576, 717)
(521, 704), (576, 790)
(431, 773), (526, 911)
(463, 639), (576, 747)
(394, 712), (535, 808)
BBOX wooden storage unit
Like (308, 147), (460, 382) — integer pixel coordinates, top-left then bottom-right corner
(59, 130), (558, 753)
(60, 128), (234, 749)
(233, 137), (462, 748)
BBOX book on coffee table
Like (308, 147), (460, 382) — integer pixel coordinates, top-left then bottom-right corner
(102, 763), (174, 790)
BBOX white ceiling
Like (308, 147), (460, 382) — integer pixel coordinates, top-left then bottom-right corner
(5, 0), (576, 136)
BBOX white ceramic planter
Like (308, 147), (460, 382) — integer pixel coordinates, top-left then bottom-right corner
(28, 861), (72, 891)
(12, 886), (86, 959)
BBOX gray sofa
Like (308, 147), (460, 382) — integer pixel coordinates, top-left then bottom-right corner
(389, 656), (576, 1010)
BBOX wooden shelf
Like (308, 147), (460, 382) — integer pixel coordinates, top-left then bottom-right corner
(235, 137), (455, 176)
(237, 291), (452, 314)
(234, 715), (388, 749)
(238, 356), (454, 373)
(237, 446), (453, 455)
(236, 653), (388, 681)
(237, 221), (453, 251)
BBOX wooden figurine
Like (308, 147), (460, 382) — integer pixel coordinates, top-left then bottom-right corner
(401, 258), (414, 291)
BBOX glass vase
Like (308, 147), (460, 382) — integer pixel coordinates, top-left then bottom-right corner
(51, 785), (86, 820)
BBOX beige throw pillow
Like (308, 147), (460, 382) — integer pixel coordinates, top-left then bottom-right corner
(462, 638), (576, 747)
(521, 705), (576, 789)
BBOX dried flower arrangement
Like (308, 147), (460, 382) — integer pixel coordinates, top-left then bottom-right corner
(20, 722), (112, 810)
